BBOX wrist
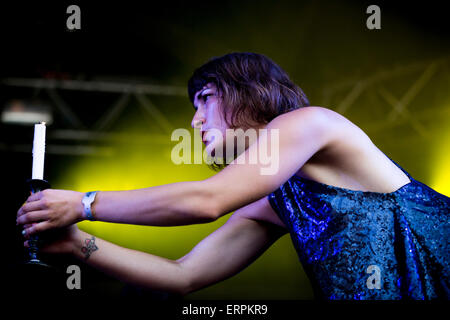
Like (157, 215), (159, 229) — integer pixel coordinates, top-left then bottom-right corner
(80, 191), (99, 221)
(70, 229), (88, 259)
(75, 192), (85, 222)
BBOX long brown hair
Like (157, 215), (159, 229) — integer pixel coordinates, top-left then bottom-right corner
(188, 52), (309, 130)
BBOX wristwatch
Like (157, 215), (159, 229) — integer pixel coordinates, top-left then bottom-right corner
(82, 191), (98, 221)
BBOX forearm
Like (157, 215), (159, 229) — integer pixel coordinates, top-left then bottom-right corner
(91, 180), (217, 226)
(69, 199), (286, 297)
(71, 230), (190, 295)
(17, 180), (220, 240)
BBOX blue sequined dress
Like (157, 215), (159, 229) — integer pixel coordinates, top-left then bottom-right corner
(268, 158), (449, 300)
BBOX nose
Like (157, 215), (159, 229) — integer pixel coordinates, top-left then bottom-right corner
(191, 116), (205, 130)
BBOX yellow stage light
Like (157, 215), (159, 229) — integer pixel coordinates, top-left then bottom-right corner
(431, 122), (450, 197)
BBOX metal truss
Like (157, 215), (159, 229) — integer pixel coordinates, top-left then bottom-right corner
(1, 78), (188, 156)
(321, 57), (450, 139)
(3, 57), (449, 156)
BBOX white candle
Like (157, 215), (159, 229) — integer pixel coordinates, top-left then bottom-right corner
(32, 122), (46, 180)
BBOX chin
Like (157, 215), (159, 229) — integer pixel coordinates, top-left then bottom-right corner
(205, 138), (238, 163)
(204, 142), (220, 160)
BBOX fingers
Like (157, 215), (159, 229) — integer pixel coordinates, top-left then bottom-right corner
(27, 191), (44, 203)
(21, 221), (51, 238)
(17, 200), (45, 218)
(17, 190), (45, 215)
(17, 210), (50, 226)
(21, 223), (35, 241)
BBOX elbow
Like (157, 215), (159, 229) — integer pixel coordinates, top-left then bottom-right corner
(205, 201), (221, 222)
(195, 181), (223, 222)
(177, 272), (207, 297)
(179, 281), (196, 296)
(174, 281), (193, 297)
(179, 269), (214, 296)
(175, 260), (199, 296)
(191, 202), (218, 224)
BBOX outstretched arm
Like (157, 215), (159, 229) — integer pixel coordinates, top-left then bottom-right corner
(63, 197), (287, 295)
(17, 107), (332, 235)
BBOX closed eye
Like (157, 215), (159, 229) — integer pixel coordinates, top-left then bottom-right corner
(202, 93), (213, 101)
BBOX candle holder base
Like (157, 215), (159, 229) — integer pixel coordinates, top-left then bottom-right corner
(25, 259), (52, 267)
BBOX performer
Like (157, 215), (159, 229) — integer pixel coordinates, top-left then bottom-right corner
(17, 52), (449, 300)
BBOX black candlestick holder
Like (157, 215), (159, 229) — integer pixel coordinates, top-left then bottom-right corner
(25, 179), (51, 266)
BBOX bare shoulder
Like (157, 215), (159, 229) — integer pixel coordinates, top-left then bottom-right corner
(294, 106), (412, 193)
(270, 106), (335, 128)
(269, 105), (380, 160)
(268, 106), (348, 138)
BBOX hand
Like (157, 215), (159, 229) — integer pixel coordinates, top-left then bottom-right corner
(23, 223), (81, 256)
(17, 189), (85, 237)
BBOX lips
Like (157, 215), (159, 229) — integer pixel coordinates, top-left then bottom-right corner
(201, 131), (207, 143)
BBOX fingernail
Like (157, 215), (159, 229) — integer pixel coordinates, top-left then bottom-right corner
(22, 229), (26, 236)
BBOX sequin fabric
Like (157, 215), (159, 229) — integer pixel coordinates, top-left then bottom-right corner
(268, 159), (449, 300)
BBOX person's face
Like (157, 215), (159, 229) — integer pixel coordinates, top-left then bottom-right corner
(191, 83), (230, 157)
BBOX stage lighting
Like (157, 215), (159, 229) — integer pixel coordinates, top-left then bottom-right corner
(1, 99), (53, 125)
